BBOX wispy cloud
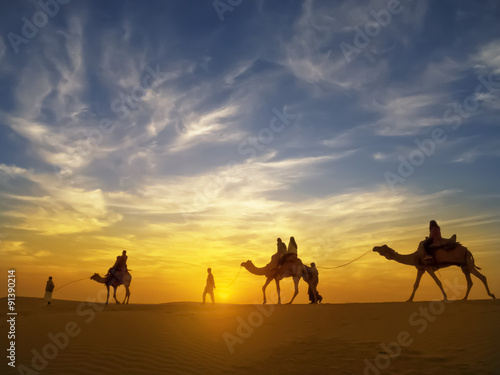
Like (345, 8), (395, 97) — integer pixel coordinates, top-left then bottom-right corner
(475, 39), (500, 74)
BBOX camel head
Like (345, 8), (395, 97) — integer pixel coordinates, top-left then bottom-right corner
(240, 260), (253, 268)
(90, 273), (100, 281)
(372, 244), (396, 260)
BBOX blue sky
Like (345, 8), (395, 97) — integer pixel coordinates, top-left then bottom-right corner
(1, 0), (500, 303)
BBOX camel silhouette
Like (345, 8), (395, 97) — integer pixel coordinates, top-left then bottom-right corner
(373, 242), (495, 301)
(91, 271), (132, 305)
(241, 254), (317, 304)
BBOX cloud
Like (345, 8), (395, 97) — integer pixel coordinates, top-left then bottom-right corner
(169, 105), (242, 152)
(1, 1), (500, 302)
(0, 165), (121, 235)
(369, 92), (446, 135)
(372, 151), (390, 160)
(321, 132), (353, 149)
(283, 0), (385, 89)
(474, 39), (500, 74)
(451, 139), (500, 163)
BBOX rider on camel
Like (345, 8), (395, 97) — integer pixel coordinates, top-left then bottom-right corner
(107, 250), (128, 283)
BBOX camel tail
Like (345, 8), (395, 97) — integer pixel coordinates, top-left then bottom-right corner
(467, 250), (482, 270)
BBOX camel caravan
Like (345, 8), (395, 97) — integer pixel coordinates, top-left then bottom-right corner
(90, 221), (495, 305)
(242, 221), (495, 304)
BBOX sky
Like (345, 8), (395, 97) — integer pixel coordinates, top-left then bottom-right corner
(0, 0), (499, 304)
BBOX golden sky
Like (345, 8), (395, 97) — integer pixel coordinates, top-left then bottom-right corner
(1, 166), (499, 304)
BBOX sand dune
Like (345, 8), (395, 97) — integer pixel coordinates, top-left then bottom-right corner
(1, 297), (499, 374)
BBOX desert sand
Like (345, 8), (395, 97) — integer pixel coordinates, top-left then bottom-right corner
(1, 297), (499, 375)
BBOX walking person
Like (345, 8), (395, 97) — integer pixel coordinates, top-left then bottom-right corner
(45, 276), (55, 305)
(202, 268), (216, 304)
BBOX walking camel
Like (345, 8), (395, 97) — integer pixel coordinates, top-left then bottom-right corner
(373, 242), (495, 302)
(241, 255), (316, 304)
(90, 271), (132, 304)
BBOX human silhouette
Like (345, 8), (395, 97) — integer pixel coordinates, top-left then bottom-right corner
(45, 277), (54, 305)
(202, 268), (215, 304)
(287, 236), (298, 255)
(423, 221), (456, 260)
(307, 263), (322, 304)
(279, 236), (298, 265)
(276, 238), (287, 257)
(108, 250), (128, 283)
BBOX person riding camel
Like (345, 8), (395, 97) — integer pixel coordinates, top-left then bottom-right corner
(108, 250), (128, 283)
(287, 237), (298, 255)
(270, 238), (287, 268)
(279, 236), (298, 266)
(277, 238), (287, 257)
(424, 221), (457, 260)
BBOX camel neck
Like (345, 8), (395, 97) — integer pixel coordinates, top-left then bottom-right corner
(93, 275), (108, 283)
(391, 251), (417, 266)
(245, 263), (268, 276)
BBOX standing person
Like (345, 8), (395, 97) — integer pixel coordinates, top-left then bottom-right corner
(202, 268), (216, 304)
(308, 263), (323, 304)
(45, 277), (55, 305)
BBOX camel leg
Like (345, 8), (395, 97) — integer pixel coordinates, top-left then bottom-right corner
(106, 285), (110, 305)
(123, 286), (130, 304)
(275, 278), (281, 304)
(407, 269), (424, 302)
(113, 286), (120, 304)
(262, 277), (272, 304)
(287, 276), (300, 304)
(461, 267), (473, 301)
(470, 267), (496, 299)
(426, 269), (448, 301)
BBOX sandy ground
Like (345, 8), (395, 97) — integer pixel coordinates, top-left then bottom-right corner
(1, 297), (499, 375)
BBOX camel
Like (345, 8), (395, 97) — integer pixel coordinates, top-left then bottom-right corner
(90, 271), (132, 305)
(373, 242), (495, 302)
(241, 254), (317, 304)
